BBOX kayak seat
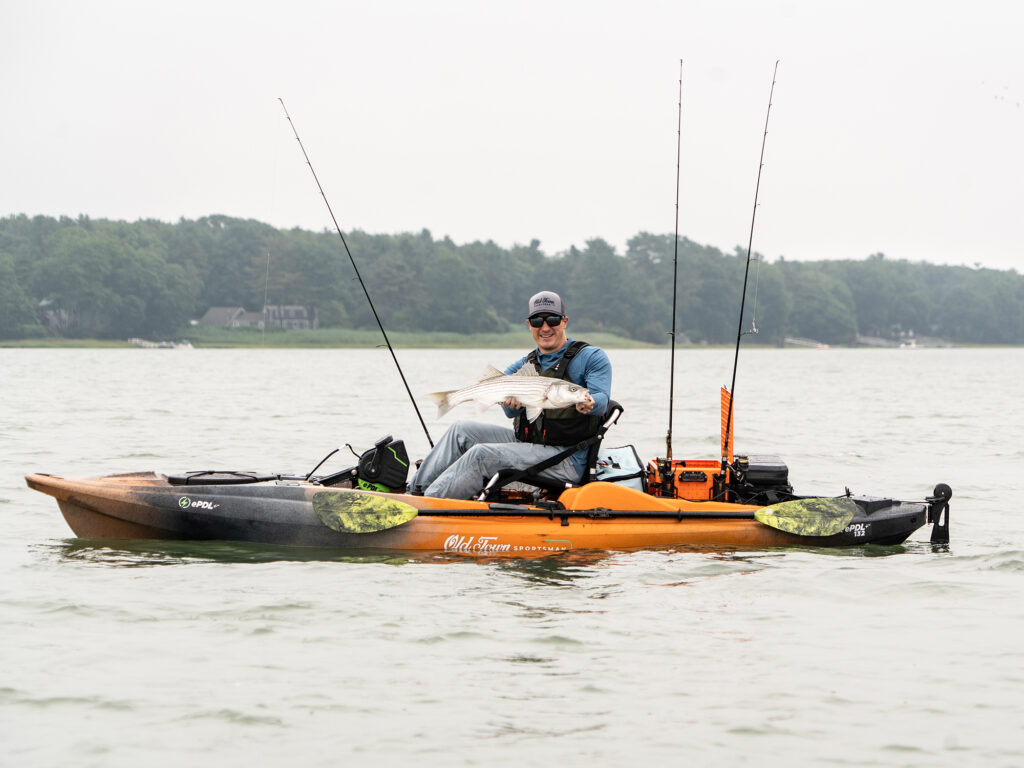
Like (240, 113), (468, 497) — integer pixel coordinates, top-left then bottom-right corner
(476, 400), (624, 502)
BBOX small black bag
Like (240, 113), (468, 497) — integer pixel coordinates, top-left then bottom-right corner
(356, 436), (410, 492)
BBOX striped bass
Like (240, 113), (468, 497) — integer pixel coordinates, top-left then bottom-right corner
(428, 363), (590, 422)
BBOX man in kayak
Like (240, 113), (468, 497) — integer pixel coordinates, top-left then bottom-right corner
(409, 290), (612, 499)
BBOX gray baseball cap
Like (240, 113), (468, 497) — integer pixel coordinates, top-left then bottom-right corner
(527, 291), (565, 318)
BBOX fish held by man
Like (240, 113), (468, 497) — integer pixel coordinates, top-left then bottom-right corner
(428, 364), (591, 422)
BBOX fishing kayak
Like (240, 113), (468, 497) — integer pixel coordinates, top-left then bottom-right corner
(24, 468), (950, 554)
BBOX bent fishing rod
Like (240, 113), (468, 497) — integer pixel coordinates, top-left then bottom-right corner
(278, 98), (434, 448)
(722, 61), (779, 466)
(666, 59), (683, 460)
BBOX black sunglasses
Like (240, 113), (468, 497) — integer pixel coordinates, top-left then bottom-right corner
(529, 314), (564, 328)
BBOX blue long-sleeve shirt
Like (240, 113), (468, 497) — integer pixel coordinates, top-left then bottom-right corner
(500, 338), (613, 478)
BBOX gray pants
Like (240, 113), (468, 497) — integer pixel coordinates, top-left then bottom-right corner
(409, 420), (581, 499)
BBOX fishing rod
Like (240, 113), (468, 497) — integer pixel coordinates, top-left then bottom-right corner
(278, 98), (434, 448)
(262, 249), (271, 347)
(666, 59), (683, 461)
(722, 61), (779, 466)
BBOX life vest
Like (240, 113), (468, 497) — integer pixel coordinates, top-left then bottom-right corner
(513, 340), (604, 446)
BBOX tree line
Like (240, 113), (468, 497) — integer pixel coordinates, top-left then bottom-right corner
(1, 213), (1021, 345)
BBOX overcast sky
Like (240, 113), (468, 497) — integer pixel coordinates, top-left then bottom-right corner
(4, 0), (1021, 270)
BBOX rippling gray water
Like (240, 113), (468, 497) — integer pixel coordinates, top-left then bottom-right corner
(2, 347), (1022, 766)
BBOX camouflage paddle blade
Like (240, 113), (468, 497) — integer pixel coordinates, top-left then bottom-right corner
(313, 491), (418, 534)
(754, 496), (859, 537)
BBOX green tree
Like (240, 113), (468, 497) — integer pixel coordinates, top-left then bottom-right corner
(29, 221), (194, 337)
(0, 252), (43, 338)
(781, 264), (858, 344)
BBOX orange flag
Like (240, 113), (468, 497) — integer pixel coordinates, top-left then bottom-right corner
(720, 386), (734, 464)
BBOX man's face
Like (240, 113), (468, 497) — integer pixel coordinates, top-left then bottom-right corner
(528, 314), (568, 354)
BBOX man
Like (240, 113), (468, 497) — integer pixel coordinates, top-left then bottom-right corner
(409, 290), (612, 499)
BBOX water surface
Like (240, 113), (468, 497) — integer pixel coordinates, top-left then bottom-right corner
(2, 347), (1022, 766)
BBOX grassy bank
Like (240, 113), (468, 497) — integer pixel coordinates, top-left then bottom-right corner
(4, 327), (976, 350)
(1, 327), (658, 349)
(0, 337), (133, 348)
(181, 326), (658, 349)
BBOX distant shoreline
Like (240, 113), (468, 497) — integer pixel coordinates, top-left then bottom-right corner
(0, 329), (1001, 350)
(1, 328), (654, 350)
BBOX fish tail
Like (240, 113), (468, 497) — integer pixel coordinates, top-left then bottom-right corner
(427, 390), (455, 418)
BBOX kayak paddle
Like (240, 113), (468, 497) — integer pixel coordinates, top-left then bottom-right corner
(753, 496), (858, 537)
(313, 490), (858, 537)
(313, 491), (418, 534)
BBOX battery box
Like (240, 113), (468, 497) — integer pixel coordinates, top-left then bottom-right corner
(734, 454), (789, 488)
